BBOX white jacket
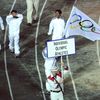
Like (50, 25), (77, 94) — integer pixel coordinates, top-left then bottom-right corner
(48, 17), (65, 40)
(42, 47), (57, 77)
(6, 14), (23, 35)
(47, 71), (63, 91)
(0, 16), (4, 30)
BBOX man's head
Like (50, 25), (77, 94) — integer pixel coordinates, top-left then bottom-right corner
(11, 10), (17, 16)
(55, 9), (62, 18)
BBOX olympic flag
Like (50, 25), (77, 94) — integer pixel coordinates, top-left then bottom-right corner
(64, 6), (100, 41)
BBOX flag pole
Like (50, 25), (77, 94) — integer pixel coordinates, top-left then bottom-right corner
(96, 16), (100, 65)
(60, 56), (64, 92)
(74, 0), (77, 6)
(66, 54), (79, 100)
(64, 0), (79, 100)
(96, 41), (100, 65)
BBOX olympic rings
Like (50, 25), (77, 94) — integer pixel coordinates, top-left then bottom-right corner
(69, 14), (100, 34)
(91, 27), (100, 34)
(79, 20), (93, 28)
(70, 14), (82, 24)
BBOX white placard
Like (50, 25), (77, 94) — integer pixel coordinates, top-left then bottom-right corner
(47, 38), (75, 57)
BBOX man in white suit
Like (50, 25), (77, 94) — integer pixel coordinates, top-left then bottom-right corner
(6, 10), (23, 57)
(48, 9), (65, 40)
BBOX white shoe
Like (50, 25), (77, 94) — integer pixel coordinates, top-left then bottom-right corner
(15, 53), (20, 58)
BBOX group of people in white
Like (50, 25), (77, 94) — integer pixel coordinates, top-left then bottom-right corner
(42, 9), (70, 100)
(0, 0), (40, 57)
(0, 0), (70, 99)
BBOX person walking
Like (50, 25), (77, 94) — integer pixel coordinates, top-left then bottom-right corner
(6, 10), (23, 57)
(48, 9), (65, 40)
(26, 0), (39, 26)
(46, 67), (64, 100)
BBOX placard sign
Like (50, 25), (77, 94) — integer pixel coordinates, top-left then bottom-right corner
(47, 38), (75, 57)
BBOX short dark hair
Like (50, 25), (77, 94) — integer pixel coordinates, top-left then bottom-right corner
(11, 10), (17, 13)
(55, 9), (62, 14)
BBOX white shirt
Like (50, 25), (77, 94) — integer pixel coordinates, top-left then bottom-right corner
(0, 16), (4, 30)
(48, 17), (65, 40)
(44, 58), (56, 70)
(6, 14), (23, 35)
(47, 71), (63, 91)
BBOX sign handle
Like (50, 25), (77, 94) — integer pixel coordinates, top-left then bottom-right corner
(60, 56), (64, 92)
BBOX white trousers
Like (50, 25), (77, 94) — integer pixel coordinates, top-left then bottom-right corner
(50, 91), (64, 100)
(26, 0), (39, 23)
(9, 33), (20, 55)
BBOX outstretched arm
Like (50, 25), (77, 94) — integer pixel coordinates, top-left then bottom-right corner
(48, 20), (54, 35)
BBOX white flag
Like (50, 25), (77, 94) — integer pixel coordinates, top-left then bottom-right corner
(64, 6), (100, 41)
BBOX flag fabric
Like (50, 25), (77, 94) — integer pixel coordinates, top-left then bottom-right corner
(64, 6), (100, 41)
